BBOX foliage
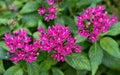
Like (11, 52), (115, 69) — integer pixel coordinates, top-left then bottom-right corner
(0, 0), (120, 75)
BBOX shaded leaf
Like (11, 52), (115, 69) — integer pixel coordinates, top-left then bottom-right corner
(52, 67), (64, 75)
(102, 52), (120, 70)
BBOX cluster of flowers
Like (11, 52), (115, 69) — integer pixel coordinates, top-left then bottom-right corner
(37, 24), (81, 62)
(3, 29), (39, 63)
(3, 5), (118, 63)
(3, 24), (81, 63)
(38, 0), (58, 22)
(76, 6), (117, 42)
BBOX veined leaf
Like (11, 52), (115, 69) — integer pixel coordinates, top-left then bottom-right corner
(65, 52), (91, 71)
(100, 37), (120, 58)
(89, 42), (103, 75)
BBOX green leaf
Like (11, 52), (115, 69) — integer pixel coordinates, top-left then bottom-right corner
(0, 41), (9, 51)
(89, 42), (103, 75)
(22, 14), (39, 28)
(102, 22), (120, 36)
(4, 65), (23, 75)
(39, 71), (49, 75)
(0, 60), (5, 74)
(27, 62), (40, 75)
(0, 46), (7, 59)
(54, 17), (65, 25)
(80, 0), (102, 4)
(63, 16), (77, 35)
(38, 20), (46, 29)
(33, 32), (39, 40)
(0, 18), (8, 25)
(52, 67), (64, 75)
(76, 70), (87, 75)
(100, 37), (120, 58)
(23, 27), (32, 35)
(39, 60), (51, 71)
(65, 52), (91, 71)
(20, 2), (39, 14)
(76, 35), (86, 43)
(102, 52), (120, 70)
(0, 26), (10, 36)
(64, 68), (77, 75)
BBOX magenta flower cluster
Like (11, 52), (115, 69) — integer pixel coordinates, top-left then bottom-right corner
(38, 0), (57, 22)
(37, 24), (81, 62)
(3, 29), (39, 63)
(76, 6), (117, 42)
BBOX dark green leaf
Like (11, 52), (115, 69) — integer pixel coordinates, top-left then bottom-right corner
(52, 67), (64, 75)
(65, 52), (91, 71)
(0, 26), (10, 36)
(89, 42), (103, 75)
(100, 37), (120, 58)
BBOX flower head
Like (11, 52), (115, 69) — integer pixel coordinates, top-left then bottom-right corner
(48, 6), (56, 13)
(76, 6), (117, 42)
(38, 24), (81, 62)
(38, 7), (46, 15)
(3, 29), (38, 63)
(46, 0), (54, 5)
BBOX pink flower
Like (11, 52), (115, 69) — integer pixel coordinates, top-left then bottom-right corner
(48, 6), (56, 13)
(49, 13), (56, 20)
(46, 0), (54, 5)
(76, 5), (117, 42)
(44, 14), (50, 22)
(38, 24), (81, 62)
(38, 7), (46, 15)
(3, 29), (38, 63)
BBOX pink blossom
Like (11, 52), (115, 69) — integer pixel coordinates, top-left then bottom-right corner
(38, 7), (46, 15)
(48, 6), (56, 13)
(46, 0), (54, 5)
(3, 29), (38, 63)
(37, 24), (81, 62)
(44, 14), (50, 22)
(76, 6), (117, 42)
